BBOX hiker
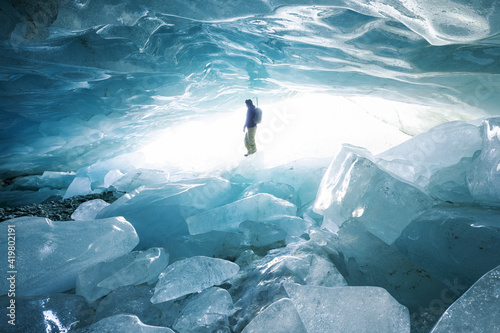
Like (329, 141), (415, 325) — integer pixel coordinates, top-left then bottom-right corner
(243, 99), (258, 156)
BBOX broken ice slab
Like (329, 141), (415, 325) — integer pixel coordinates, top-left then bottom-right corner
(376, 120), (482, 188)
(0, 293), (94, 332)
(63, 176), (92, 199)
(151, 256), (239, 304)
(76, 248), (169, 302)
(164, 231), (243, 262)
(262, 215), (313, 238)
(104, 169), (125, 188)
(12, 171), (76, 191)
(314, 144), (434, 244)
(186, 193), (297, 235)
(0, 216), (138, 296)
(229, 157), (332, 191)
(231, 236), (347, 332)
(296, 166), (328, 207)
(284, 283), (411, 333)
(466, 117), (500, 206)
(331, 219), (446, 312)
(0, 187), (65, 207)
(239, 216), (312, 250)
(239, 220), (287, 249)
(332, 220), (446, 312)
(396, 204), (500, 287)
(430, 264), (500, 333)
(241, 298), (307, 333)
(97, 177), (235, 249)
(94, 285), (181, 328)
(424, 153), (478, 203)
(82, 314), (174, 333)
(173, 287), (235, 333)
(71, 198), (110, 220)
(239, 181), (297, 205)
(109, 168), (170, 193)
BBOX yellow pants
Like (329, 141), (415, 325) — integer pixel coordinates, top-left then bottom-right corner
(245, 126), (257, 155)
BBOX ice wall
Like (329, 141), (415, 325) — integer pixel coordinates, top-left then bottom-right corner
(0, 0), (499, 177)
(1, 0), (500, 332)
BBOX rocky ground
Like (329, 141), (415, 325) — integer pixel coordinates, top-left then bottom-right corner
(0, 191), (121, 222)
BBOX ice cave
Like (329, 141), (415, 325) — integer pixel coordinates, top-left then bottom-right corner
(0, 0), (499, 332)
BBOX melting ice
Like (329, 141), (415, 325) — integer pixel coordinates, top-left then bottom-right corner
(1, 0), (500, 332)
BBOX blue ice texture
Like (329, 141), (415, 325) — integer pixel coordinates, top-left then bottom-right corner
(284, 283), (411, 332)
(186, 193), (297, 235)
(151, 256), (240, 304)
(81, 314), (175, 333)
(430, 264), (500, 333)
(71, 199), (110, 220)
(1, 0), (500, 331)
(76, 247), (169, 302)
(0, 216), (139, 296)
(241, 298), (307, 333)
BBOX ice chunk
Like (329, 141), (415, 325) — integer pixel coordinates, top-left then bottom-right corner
(76, 248), (169, 302)
(110, 168), (170, 193)
(94, 285), (181, 328)
(239, 181), (297, 205)
(165, 231), (243, 262)
(97, 177), (235, 249)
(151, 256), (239, 304)
(331, 219), (446, 312)
(230, 157), (331, 191)
(173, 287), (235, 333)
(241, 298), (307, 333)
(82, 314), (174, 333)
(425, 153), (477, 203)
(284, 283), (411, 333)
(239, 220), (287, 250)
(314, 144), (434, 244)
(0, 187), (64, 207)
(0, 216), (138, 296)
(104, 169), (125, 188)
(63, 176), (92, 199)
(186, 193), (297, 235)
(71, 199), (110, 220)
(376, 121), (482, 188)
(75, 152), (151, 188)
(238, 215), (313, 250)
(262, 215), (313, 238)
(0, 293), (94, 332)
(395, 204), (500, 286)
(430, 264), (500, 333)
(231, 236), (347, 332)
(12, 171), (76, 191)
(296, 166), (328, 207)
(466, 118), (500, 206)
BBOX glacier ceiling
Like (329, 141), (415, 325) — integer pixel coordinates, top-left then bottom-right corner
(1, 0), (500, 177)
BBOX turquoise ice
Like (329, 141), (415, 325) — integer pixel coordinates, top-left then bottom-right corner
(0, 216), (138, 296)
(430, 264), (500, 333)
(284, 283), (411, 333)
(151, 256), (240, 304)
(186, 193), (297, 235)
(76, 247), (169, 302)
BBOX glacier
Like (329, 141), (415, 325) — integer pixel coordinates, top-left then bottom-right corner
(1, 0), (500, 332)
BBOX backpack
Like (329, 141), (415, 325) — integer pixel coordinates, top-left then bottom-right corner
(254, 107), (263, 124)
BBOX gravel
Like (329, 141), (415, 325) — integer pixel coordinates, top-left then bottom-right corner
(0, 191), (121, 222)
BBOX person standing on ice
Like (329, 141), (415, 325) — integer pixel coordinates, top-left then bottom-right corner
(243, 99), (258, 156)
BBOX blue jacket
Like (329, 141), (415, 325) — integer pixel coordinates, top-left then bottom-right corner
(245, 105), (257, 128)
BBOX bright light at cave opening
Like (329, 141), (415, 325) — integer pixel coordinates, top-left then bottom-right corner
(138, 93), (457, 174)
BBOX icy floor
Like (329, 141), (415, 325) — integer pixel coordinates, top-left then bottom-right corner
(0, 116), (499, 333)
